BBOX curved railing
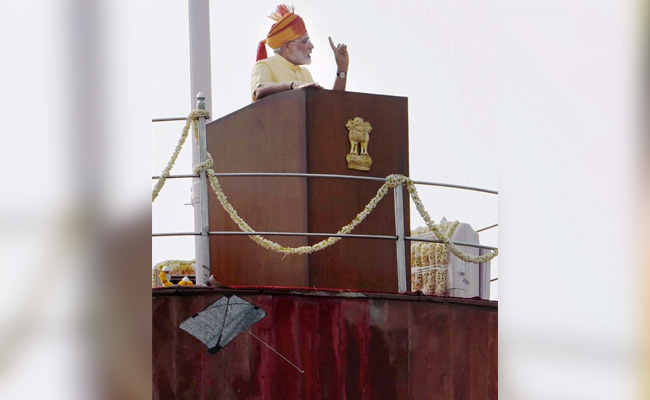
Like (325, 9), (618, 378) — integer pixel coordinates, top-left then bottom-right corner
(151, 173), (498, 248)
(152, 94), (498, 295)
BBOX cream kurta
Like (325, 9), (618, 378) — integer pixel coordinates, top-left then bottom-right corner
(251, 55), (315, 101)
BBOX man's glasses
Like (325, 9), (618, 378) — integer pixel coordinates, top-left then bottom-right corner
(289, 38), (312, 45)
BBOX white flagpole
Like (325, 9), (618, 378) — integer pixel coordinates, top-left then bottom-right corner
(188, 0), (212, 285)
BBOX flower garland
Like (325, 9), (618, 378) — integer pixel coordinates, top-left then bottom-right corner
(158, 268), (173, 287)
(405, 181), (497, 263)
(411, 221), (459, 295)
(154, 259), (196, 275)
(152, 110), (498, 263)
(202, 170), (404, 255)
(151, 110), (210, 203)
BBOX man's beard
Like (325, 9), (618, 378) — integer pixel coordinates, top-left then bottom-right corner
(285, 49), (312, 66)
(300, 53), (312, 65)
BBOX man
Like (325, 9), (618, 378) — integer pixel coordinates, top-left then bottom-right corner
(251, 4), (349, 101)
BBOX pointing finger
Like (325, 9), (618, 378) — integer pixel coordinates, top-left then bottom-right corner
(328, 36), (336, 51)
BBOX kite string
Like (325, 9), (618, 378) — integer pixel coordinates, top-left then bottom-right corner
(233, 318), (323, 392)
(243, 326), (304, 374)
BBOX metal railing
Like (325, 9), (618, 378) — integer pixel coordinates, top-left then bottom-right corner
(152, 93), (498, 295)
(152, 117), (191, 122)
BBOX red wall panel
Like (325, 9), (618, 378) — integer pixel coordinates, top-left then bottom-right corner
(152, 288), (497, 400)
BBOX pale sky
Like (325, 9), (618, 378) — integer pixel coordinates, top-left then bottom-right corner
(152, 0), (500, 297)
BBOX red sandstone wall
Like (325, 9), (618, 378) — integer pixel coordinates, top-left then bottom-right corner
(152, 288), (497, 400)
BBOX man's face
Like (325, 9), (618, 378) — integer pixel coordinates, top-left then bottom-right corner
(283, 33), (314, 65)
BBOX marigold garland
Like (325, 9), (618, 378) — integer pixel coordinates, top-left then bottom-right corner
(154, 259), (196, 275)
(152, 259), (196, 287)
(158, 271), (173, 287)
(152, 110), (498, 264)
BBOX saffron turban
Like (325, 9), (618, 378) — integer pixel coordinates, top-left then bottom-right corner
(256, 4), (307, 61)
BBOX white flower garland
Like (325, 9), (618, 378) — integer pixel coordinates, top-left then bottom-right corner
(152, 110), (499, 263)
(406, 181), (498, 263)
(203, 169), (400, 254)
(151, 110), (210, 202)
(411, 220), (459, 295)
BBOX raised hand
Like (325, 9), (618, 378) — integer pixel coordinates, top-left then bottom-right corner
(329, 36), (349, 72)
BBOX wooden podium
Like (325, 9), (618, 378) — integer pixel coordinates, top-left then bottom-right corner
(206, 88), (410, 292)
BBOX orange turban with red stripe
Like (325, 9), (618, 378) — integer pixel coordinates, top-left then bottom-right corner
(256, 5), (307, 61)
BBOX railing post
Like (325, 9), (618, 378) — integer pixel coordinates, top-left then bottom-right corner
(195, 92), (210, 285)
(478, 248), (491, 300)
(394, 184), (408, 293)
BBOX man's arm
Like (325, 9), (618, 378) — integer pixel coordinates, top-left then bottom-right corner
(254, 81), (294, 101)
(329, 36), (349, 91)
(254, 81), (321, 101)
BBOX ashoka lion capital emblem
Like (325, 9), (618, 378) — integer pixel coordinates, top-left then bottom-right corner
(345, 117), (372, 171)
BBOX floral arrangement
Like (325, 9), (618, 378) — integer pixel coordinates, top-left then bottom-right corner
(157, 266), (173, 287)
(152, 259), (196, 287)
(411, 221), (459, 295)
(178, 276), (194, 287)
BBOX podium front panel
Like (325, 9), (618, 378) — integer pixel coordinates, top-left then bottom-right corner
(305, 90), (410, 292)
(206, 93), (309, 287)
(206, 89), (410, 292)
